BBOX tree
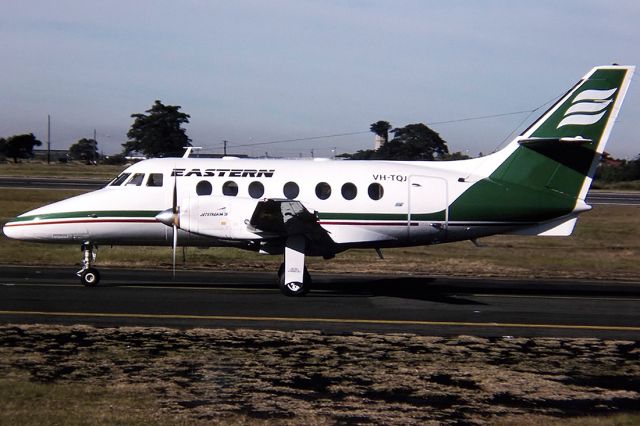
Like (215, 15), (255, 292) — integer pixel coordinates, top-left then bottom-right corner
(370, 120), (392, 144)
(346, 123), (449, 161)
(596, 154), (640, 183)
(69, 138), (99, 164)
(123, 100), (191, 158)
(386, 123), (449, 160)
(1, 133), (42, 163)
(0, 138), (6, 160)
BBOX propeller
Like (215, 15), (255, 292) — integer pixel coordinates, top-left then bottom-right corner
(155, 174), (180, 279)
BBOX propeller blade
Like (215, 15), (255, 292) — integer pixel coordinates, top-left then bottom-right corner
(172, 224), (178, 279)
(172, 173), (178, 215)
(172, 171), (178, 279)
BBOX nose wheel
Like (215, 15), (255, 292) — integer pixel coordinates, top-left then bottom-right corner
(77, 242), (101, 287)
(79, 267), (101, 287)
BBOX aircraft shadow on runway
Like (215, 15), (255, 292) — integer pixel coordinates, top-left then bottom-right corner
(99, 272), (640, 305)
(309, 277), (486, 304)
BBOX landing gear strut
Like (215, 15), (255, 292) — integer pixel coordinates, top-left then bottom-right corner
(277, 235), (312, 296)
(77, 242), (100, 287)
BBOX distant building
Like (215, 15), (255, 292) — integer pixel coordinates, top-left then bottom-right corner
(32, 149), (70, 162)
(374, 135), (386, 150)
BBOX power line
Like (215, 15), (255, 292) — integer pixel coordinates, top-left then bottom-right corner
(212, 130), (369, 149)
(426, 109), (537, 126)
(212, 106), (548, 150)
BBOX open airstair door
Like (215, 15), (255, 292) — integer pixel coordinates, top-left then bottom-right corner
(408, 176), (448, 242)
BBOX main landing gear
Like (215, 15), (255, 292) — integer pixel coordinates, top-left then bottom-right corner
(277, 262), (311, 296)
(77, 242), (100, 287)
(277, 235), (312, 296)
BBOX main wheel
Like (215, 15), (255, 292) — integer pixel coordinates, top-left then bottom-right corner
(80, 268), (101, 287)
(277, 263), (311, 296)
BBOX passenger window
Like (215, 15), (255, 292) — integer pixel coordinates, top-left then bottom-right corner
(341, 183), (357, 200)
(110, 173), (130, 186)
(315, 182), (331, 200)
(147, 173), (164, 187)
(248, 181), (264, 199)
(126, 173), (145, 186)
(222, 181), (238, 196)
(368, 183), (384, 200)
(283, 182), (299, 199)
(196, 180), (212, 196)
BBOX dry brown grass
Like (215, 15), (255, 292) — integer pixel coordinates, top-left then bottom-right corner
(1, 325), (638, 425)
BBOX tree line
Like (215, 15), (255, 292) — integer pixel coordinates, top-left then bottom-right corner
(1, 102), (638, 185)
(0, 100), (191, 164)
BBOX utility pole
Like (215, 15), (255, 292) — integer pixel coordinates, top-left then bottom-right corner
(47, 114), (51, 164)
(223, 140), (228, 156)
(93, 129), (98, 163)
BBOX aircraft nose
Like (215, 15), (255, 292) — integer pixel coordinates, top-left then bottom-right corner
(3, 220), (24, 240)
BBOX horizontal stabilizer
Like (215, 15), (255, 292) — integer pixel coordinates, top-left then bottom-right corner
(509, 215), (578, 236)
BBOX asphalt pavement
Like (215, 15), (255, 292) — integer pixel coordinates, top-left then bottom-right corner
(1, 266), (639, 339)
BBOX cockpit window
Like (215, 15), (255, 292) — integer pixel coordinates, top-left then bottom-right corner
(109, 173), (131, 187)
(146, 173), (164, 187)
(126, 173), (145, 186)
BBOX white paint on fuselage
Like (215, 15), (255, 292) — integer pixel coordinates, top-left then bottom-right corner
(3, 155), (503, 249)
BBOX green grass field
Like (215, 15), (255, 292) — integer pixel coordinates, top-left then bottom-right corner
(0, 161), (126, 180)
(1, 187), (638, 280)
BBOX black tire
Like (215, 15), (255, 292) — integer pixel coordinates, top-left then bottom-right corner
(80, 268), (100, 287)
(277, 263), (311, 296)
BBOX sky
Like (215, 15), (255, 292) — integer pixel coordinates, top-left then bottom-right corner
(1, 1), (639, 158)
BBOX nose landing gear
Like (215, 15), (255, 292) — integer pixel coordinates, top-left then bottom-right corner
(77, 242), (100, 287)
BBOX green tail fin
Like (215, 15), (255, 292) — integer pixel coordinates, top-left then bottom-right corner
(501, 65), (634, 199)
(450, 65), (634, 223)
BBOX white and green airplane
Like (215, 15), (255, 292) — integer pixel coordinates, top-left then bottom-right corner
(3, 65), (635, 296)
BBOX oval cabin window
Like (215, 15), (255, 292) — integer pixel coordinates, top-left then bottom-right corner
(222, 181), (239, 196)
(248, 181), (265, 199)
(283, 182), (300, 199)
(315, 182), (331, 200)
(341, 183), (357, 200)
(368, 183), (384, 200)
(196, 180), (212, 196)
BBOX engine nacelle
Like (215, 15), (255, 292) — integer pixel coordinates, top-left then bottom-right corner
(178, 196), (262, 240)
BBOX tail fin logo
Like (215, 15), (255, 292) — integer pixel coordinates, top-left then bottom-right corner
(557, 88), (617, 128)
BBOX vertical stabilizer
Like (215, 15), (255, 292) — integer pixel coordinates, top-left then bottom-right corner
(449, 66), (634, 225)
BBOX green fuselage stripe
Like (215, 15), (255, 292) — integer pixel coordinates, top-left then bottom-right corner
(12, 210), (160, 223)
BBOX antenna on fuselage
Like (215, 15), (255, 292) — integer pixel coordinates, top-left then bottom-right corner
(182, 146), (203, 158)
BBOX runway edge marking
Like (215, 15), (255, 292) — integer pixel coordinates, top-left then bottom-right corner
(1, 310), (639, 332)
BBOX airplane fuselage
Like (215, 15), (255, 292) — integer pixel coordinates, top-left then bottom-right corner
(5, 156), (523, 250)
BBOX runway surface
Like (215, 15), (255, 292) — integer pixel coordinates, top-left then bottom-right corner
(2, 177), (639, 204)
(1, 266), (639, 339)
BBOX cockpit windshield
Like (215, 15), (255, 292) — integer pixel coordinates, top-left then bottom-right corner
(109, 173), (131, 187)
(126, 173), (145, 186)
(108, 172), (164, 188)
